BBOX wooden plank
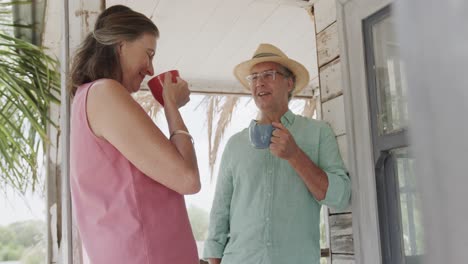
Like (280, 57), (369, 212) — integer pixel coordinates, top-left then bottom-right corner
(317, 22), (340, 67)
(320, 58), (343, 103)
(332, 254), (355, 264)
(322, 95), (346, 136)
(42, 0), (62, 56)
(314, 0), (337, 33)
(329, 213), (354, 254)
(296, 76), (320, 97)
(329, 203), (352, 215)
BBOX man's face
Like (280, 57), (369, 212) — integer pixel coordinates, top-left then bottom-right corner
(248, 62), (293, 113)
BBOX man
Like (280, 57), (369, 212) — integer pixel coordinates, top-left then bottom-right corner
(203, 43), (351, 264)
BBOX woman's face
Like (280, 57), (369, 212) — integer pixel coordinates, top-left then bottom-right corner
(118, 33), (157, 93)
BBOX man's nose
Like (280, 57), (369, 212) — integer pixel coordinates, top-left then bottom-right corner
(255, 76), (265, 87)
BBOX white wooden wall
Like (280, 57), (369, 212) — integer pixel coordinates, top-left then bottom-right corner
(42, 1), (62, 263)
(43, 1), (104, 263)
(313, 1), (354, 263)
(63, 2), (104, 263)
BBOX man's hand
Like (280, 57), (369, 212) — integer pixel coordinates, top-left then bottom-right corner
(270, 122), (300, 160)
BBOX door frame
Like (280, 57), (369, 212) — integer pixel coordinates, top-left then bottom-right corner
(336, 0), (392, 263)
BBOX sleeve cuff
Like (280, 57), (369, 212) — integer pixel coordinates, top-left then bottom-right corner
(202, 240), (225, 259)
(321, 172), (351, 210)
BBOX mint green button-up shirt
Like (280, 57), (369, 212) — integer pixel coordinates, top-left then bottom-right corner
(203, 110), (351, 264)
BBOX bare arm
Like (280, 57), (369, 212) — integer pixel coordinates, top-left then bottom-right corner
(270, 122), (328, 200)
(287, 148), (329, 200)
(87, 78), (200, 194)
(207, 258), (221, 264)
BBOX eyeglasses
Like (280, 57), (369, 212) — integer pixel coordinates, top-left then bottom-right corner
(246, 70), (285, 85)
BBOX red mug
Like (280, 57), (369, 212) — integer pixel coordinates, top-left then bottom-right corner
(147, 70), (179, 106)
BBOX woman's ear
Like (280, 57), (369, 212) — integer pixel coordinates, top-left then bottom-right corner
(116, 41), (125, 56)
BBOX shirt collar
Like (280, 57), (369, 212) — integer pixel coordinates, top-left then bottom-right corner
(280, 110), (295, 127)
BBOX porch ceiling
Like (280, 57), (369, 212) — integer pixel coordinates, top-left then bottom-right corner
(45, 0), (309, 95)
(106, 0), (318, 95)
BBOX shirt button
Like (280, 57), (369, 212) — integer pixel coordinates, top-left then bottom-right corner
(266, 217), (270, 222)
(267, 242), (272, 246)
(267, 192), (272, 196)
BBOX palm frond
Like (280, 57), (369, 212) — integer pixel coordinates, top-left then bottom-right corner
(301, 96), (318, 118)
(0, 29), (60, 193)
(132, 91), (162, 120)
(210, 96), (238, 177)
(201, 95), (239, 178)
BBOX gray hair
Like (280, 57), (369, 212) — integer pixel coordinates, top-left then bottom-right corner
(277, 64), (296, 101)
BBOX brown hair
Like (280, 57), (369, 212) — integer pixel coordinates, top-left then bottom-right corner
(70, 5), (159, 96)
(278, 64), (296, 100)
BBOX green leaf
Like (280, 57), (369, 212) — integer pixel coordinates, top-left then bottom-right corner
(0, 2), (60, 193)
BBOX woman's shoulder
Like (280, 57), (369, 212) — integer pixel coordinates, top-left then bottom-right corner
(88, 78), (131, 102)
(92, 78), (124, 91)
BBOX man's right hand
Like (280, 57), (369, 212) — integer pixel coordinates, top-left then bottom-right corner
(207, 258), (221, 264)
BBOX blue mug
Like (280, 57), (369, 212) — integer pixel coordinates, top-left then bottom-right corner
(249, 120), (274, 149)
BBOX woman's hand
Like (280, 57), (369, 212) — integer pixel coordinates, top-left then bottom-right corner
(162, 72), (190, 108)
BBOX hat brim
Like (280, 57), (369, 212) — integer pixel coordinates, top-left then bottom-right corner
(233, 57), (310, 95)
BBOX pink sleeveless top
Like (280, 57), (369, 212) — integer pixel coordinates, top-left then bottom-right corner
(70, 81), (198, 264)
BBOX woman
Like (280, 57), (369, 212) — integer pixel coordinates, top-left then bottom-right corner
(69, 5), (200, 264)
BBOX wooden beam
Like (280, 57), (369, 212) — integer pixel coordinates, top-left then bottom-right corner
(141, 77), (318, 98)
(59, 1), (104, 264)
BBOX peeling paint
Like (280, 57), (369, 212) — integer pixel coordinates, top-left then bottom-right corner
(74, 10), (100, 31)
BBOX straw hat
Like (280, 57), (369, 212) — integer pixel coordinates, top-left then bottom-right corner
(233, 43), (310, 95)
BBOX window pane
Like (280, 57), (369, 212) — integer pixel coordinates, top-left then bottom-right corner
(391, 148), (424, 257)
(372, 16), (408, 135)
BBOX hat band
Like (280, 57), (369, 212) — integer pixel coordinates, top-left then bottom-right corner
(252, 53), (281, 59)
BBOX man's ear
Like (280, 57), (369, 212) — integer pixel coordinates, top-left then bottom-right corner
(287, 77), (294, 93)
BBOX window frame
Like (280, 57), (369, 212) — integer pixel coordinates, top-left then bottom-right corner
(363, 5), (423, 264)
(337, 0), (394, 263)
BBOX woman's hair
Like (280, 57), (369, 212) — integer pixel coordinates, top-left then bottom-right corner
(70, 5), (159, 96)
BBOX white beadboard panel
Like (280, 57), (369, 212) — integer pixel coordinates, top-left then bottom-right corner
(68, 0), (103, 51)
(332, 254), (355, 264)
(314, 0), (337, 33)
(329, 213), (354, 254)
(317, 22), (339, 67)
(322, 95), (346, 136)
(320, 58), (343, 103)
(42, 0), (62, 57)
